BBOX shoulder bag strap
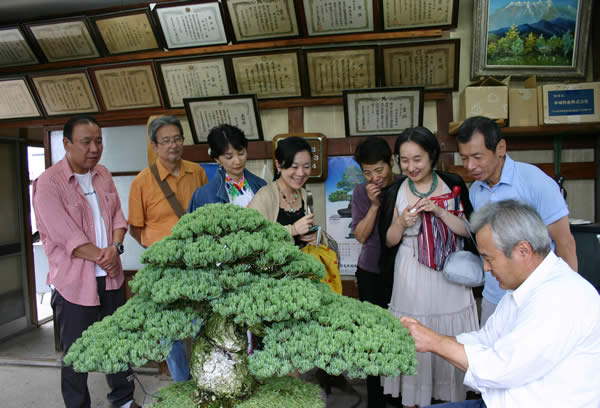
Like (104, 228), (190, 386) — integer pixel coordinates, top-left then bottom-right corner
(461, 217), (479, 251)
(150, 162), (185, 218)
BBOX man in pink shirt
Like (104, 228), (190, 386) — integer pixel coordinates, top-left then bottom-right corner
(33, 116), (139, 408)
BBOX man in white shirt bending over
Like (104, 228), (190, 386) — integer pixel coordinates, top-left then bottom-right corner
(401, 200), (600, 408)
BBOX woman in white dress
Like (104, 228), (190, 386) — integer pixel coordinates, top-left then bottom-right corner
(380, 127), (479, 408)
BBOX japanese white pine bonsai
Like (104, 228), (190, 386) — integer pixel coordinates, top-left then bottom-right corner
(65, 204), (416, 407)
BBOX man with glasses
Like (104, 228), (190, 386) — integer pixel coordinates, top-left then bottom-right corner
(128, 115), (207, 382)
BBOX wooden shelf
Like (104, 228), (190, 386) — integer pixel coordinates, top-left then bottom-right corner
(447, 124), (600, 151)
(502, 123), (600, 137)
(501, 124), (600, 150)
(0, 29), (442, 75)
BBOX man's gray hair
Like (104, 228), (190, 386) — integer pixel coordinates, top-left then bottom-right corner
(148, 115), (184, 144)
(470, 200), (552, 258)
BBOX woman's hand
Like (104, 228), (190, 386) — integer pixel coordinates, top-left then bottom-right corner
(292, 213), (315, 236)
(299, 232), (318, 246)
(398, 206), (419, 228)
(413, 199), (444, 218)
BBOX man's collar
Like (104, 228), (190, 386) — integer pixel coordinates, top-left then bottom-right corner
(497, 154), (514, 186)
(512, 251), (557, 307)
(477, 154), (514, 190)
(60, 156), (97, 180)
(155, 159), (184, 180)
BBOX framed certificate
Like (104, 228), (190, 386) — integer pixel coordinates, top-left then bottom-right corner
(273, 133), (327, 181)
(382, 39), (460, 91)
(305, 47), (377, 97)
(302, 0), (375, 36)
(0, 27), (39, 68)
(91, 63), (163, 111)
(224, 0), (300, 42)
(184, 94), (263, 144)
(231, 50), (304, 99)
(343, 87), (424, 137)
(381, 0), (458, 31)
(157, 57), (232, 108)
(24, 17), (101, 62)
(153, 0), (228, 49)
(30, 71), (99, 116)
(89, 9), (160, 55)
(0, 78), (42, 120)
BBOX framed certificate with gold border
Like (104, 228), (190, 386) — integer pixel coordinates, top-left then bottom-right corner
(224, 0), (300, 42)
(24, 17), (101, 62)
(381, 0), (458, 31)
(30, 71), (99, 116)
(343, 87), (423, 137)
(231, 50), (304, 99)
(184, 94), (263, 144)
(0, 78), (42, 120)
(89, 9), (160, 55)
(302, 0), (374, 36)
(305, 47), (377, 97)
(91, 63), (163, 111)
(382, 39), (459, 91)
(0, 27), (39, 68)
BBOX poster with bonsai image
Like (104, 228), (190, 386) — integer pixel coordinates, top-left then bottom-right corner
(325, 156), (365, 275)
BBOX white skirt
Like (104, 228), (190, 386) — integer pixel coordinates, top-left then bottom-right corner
(382, 181), (479, 406)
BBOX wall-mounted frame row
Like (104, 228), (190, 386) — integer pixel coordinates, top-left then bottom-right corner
(183, 86), (425, 145)
(0, 0), (458, 68)
(0, 38), (459, 120)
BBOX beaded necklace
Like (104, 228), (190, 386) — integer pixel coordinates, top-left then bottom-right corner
(278, 182), (300, 212)
(408, 171), (438, 198)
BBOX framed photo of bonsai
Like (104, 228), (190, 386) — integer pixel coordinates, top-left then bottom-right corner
(471, 0), (592, 79)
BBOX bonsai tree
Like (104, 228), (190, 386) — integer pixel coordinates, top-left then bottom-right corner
(327, 165), (365, 203)
(65, 204), (417, 407)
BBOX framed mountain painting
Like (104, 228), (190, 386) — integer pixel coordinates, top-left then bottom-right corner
(471, 0), (592, 79)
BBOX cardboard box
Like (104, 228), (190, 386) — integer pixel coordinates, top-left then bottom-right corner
(509, 76), (538, 127)
(461, 77), (509, 120)
(541, 82), (600, 124)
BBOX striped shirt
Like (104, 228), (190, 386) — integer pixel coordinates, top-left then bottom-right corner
(32, 157), (127, 306)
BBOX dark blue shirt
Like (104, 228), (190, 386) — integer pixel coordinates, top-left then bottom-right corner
(187, 166), (267, 213)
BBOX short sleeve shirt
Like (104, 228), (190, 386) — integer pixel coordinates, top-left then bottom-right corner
(469, 154), (569, 304)
(351, 176), (401, 273)
(128, 159), (207, 247)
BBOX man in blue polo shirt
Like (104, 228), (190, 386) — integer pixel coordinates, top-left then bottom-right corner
(457, 116), (577, 325)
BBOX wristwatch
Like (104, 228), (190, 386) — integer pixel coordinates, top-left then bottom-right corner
(112, 242), (124, 255)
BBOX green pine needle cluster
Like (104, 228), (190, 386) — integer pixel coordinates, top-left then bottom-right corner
(250, 293), (417, 378)
(64, 294), (204, 373)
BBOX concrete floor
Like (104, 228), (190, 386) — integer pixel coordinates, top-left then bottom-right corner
(0, 321), (396, 408)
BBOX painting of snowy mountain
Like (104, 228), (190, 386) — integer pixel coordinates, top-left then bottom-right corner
(486, 0), (579, 66)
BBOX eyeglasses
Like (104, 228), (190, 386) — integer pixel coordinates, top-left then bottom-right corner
(156, 136), (184, 146)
